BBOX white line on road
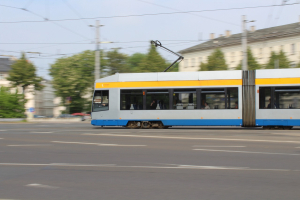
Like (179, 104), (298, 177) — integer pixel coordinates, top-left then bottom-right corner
(192, 146), (246, 148)
(0, 162), (294, 172)
(30, 132), (53, 134)
(26, 183), (58, 189)
(193, 149), (300, 156)
(82, 133), (300, 144)
(7, 144), (52, 147)
(52, 141), (146, 147)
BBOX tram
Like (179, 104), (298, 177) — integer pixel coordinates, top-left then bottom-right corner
(91, 68), (300, 129)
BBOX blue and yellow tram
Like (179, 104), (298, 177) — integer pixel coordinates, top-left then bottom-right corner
(91, 69), (300, 129)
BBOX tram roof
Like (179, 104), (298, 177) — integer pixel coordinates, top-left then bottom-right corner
(95, 68), (300, 83)
(96, 70), (242, 83)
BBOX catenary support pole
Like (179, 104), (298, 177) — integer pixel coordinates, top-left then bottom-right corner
(242, 15), (247, 70)
(95, 20), (100, 81)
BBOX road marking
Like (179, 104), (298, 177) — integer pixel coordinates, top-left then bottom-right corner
(193, 149), (300, 156)
(192, 145), (246, 148)
(26, 183), (58, 189)
(7, 144), (52, 147)
(0, 162), (295, 172)
(52, 141), (146, 147)
(0, 138), (3, 139)
(30, 132), (53, 134)
(82, 133), (300, 144)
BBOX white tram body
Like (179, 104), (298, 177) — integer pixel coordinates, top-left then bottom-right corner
(91, 69), (300, 128)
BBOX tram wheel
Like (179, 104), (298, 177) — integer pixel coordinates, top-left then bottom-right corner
(158, 122), (164, 129)
(141, 121), (150, 129)
(127, 121), (141, 129)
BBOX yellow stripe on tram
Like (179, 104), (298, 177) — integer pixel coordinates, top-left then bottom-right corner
(256, 78), (300, 85)
(95, 79), (242, 89)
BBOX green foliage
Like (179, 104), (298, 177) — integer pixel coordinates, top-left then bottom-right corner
(138, 44), (169, 72)
(105, 50), (129, 75)
(127, 53), (146, 72)
(199, 62), (208, 71)
(199, 49), (227, 71)
(265, 50), (290, 69)
(236, 48), (261, 70)
(7, 53), (44, 93)
(0, 86), (26, 118)
(49, 50), (95, 113)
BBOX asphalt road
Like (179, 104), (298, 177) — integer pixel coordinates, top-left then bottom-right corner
(0, 122), (300, 200)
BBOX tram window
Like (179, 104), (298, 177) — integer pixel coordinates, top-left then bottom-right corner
(92, 90), (109, 112)
(259, 87), (272, 109)
(227, 88), (239, 109)
(201, 89), (225, 109)
(274, 87), (300, 109)
(120, 90), (143, 110)
(146, 90), (169, 110)
(173, 89), (196, 109)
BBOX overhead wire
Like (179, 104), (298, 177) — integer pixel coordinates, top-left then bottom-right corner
(136, 0), (239, 26)
(0, 2), (299, 23)
(274, 0), (289, 26)
(0, 3), (91, 40)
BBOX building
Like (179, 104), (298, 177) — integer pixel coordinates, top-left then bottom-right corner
(0, 57), (64, 117)
(179, 20), (300, 71)
(0, 58), (13, 87)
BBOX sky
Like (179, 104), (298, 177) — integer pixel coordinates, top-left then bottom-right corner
(1, 0), (300, 79)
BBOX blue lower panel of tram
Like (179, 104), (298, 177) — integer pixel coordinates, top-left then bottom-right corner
(256, 119), (300, 126)
(91, 119), (243, 126)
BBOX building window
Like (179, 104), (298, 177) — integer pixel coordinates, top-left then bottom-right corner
(198, 57), (202, 65)
(92, 90), (109, 111)
(191, 58), (195, 67)
(291, 44), (295, 55)
(184, 59), (189, 68)
(259, 48), (263, 59)
(280, 45), (284, 51)
(231, 52), (235, 63)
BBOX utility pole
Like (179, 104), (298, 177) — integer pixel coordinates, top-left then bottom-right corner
(90, 20), (103, 81)
(95, 20), (101, 80)
(242, 15), (247, 71)
(241, 15), (255, 71)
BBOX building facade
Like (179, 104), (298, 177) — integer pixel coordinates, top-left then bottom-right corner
(179, 21), (300, 71)
(0, 57), (64, 117)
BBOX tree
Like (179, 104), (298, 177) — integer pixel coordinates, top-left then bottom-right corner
(49, 50), (96, 113)
(236, 48), (261, 70)
(105, 50), (129, 75)
(7, 53), (44, 94)
(127, 53), (146, 72)
(0, 86), (26, 118)
(199, 49), (227, 71)
(138, 44), (169, 72)
(265, 50), (290, 69)
(199, 62), (208, 71)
